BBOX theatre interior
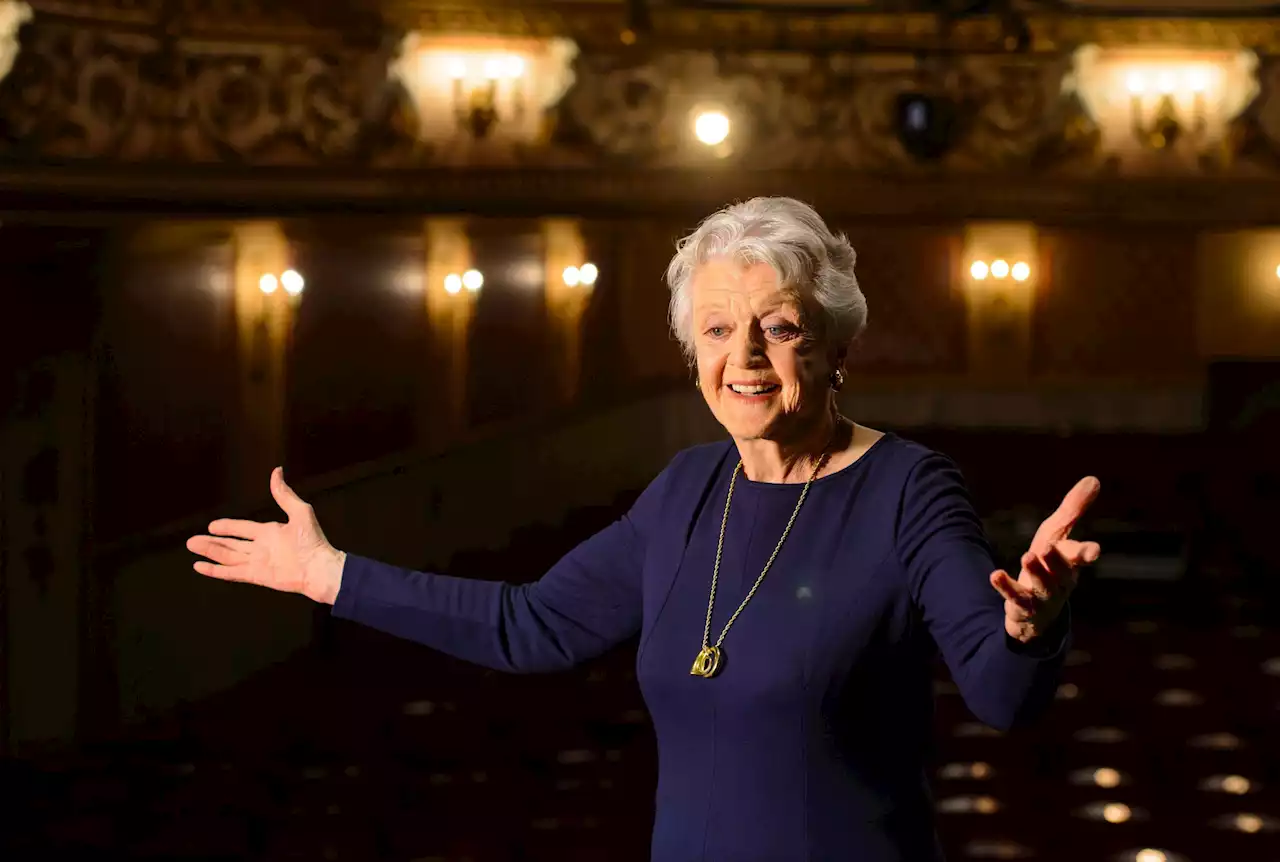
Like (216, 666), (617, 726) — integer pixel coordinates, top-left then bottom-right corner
(1, 0), (1279, 859)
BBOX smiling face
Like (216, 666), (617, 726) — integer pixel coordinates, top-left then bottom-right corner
(691, 258), (840, 443)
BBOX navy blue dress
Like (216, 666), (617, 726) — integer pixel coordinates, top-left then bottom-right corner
(332, 433), (1069, 861)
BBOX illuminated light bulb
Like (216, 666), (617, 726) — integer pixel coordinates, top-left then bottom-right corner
(1188, 69), (1209, 93)
(694, 110), (730, 146)
(1094, 768), (1121, 788)
(973, 796), (999, 814)
(505, 56), (525, 78)
(1158, 73), (1176, 95)
(259, 273), (278, 294)
(970, 762), (991, 779)
(1103, 803), (1132, 823)
(970, 260), (989, 280)
(446, 58), (466, 80)
(1135, 850), (1167, 862)
(991, 259), (1010, 279)
(1235, 813), (1263, 833)
(281, 269), (304, 296)
(563, 266), (581, 287)
(1221, 775), (1251, 795)
(444, 273), (462, 294)
(462, 269), (484, 291)
(1274, 263), (1279, 280)
(1127, 73), (1146, 95)
(483, 57), (504, 80)
(1011, 261), (1031, 282)
(579, 262), (598, 285)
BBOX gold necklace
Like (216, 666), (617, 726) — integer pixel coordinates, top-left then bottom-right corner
(690, 449), (831, 679)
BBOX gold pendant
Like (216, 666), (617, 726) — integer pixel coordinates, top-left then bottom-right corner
(690, 645), (723, 678)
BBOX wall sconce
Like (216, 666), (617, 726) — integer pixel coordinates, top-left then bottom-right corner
(1069, 46), (1259, 162)
(1127, 70), (1207, 150)
(259, 269), (305, 297)
(391, 34), (577, 145)
(562, 262), (598, 288)
(444, 269), (483, 295)
(446, 54), (525, 139)
(970, 259), (1031, 283)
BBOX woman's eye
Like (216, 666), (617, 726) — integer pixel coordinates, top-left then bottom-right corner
(765, 324), (797, 339)
(707, 326), (727, 338)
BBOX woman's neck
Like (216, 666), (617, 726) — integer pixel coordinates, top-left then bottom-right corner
(736, 411), (848, 484)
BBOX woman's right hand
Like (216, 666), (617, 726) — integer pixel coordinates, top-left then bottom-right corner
(186, 467), (346, 605)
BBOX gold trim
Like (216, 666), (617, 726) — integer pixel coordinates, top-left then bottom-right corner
(24, 2), (1280, 52)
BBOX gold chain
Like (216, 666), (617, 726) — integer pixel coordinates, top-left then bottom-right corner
(691, 447), (831, 678)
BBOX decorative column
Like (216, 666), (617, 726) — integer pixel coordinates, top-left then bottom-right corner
(960, 223), (1038, 382)
(419, 219), (476, 449)
(542, 218), (595, 405)
(230, 223), (298, 502)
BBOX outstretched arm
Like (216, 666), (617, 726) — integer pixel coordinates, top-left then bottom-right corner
(188, 459), (677, 674)
(897, 454), (1099, 731)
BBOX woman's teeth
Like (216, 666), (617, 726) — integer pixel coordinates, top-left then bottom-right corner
(729, 384), (779, 395)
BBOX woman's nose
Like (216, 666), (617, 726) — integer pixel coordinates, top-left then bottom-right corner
(729, 327), (767, 368)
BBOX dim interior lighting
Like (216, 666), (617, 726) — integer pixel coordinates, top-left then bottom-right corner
(258, 273), (279, 294)
(970, 260), (989, 280)
(444, 273), (462, 294)
(1103, 803), (1132, 823)
(1234, 813), (1263, 833)
(1094, 768), (1122, 788)
(281, 269), (305, 296)
(1011, 261), (1031, 282)
(990, 259), (1011, 279)
(1274, 263), (1280, 280)
(462, 269), (484, 291)
(694, 110), (730, 146)
(1203, 774), (1253, 794)
(1134, 851), (1167, 862)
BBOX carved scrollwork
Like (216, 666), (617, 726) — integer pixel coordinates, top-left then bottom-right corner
(553, 49), (1104, 174)
(0, 15), (416, 164)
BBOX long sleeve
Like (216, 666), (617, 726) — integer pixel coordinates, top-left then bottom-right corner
(896, 453), (1069, 731)
(330, 456), (678, 674)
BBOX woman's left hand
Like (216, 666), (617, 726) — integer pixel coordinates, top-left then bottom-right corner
(989, 477), (1102, 644)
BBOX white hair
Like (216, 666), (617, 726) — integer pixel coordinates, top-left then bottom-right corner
(664, 197), (867, 365)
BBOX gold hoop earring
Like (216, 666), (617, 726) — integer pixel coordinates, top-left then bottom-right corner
(830, 369), (845, 391)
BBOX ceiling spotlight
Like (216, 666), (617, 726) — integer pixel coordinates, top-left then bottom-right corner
(444, 273), (462, 294)
(259, 273), (279, 295)
(281, 269), (305, 296)
(579, 262), (599, 285)
(563, 266), (581, 287)
(991, 259), (1011, 279)
(462, 269), (484, 291)
(1011, 261), (1031, 282)
(970, 261), (989, 280)
(694, 110), (730, 146)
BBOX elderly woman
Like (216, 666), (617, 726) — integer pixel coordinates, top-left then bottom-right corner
(188, 197), (1100, 861)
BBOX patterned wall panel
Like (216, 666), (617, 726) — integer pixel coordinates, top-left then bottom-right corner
(1034, 228), (1200, 378)
(842, 224), (967, 375)
(287, 227), (423, 478)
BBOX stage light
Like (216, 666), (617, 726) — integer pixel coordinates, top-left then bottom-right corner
(281, 269), (305, 296)
(990, 259), (1011, 279)
(694, 110), (730, 146)
(462, 269), (484, 291)
(444, 273), (462, 294)
(970, 261), (989, 280)
(259, 273), (278, 294)
(1011, 261), (1031, 281)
